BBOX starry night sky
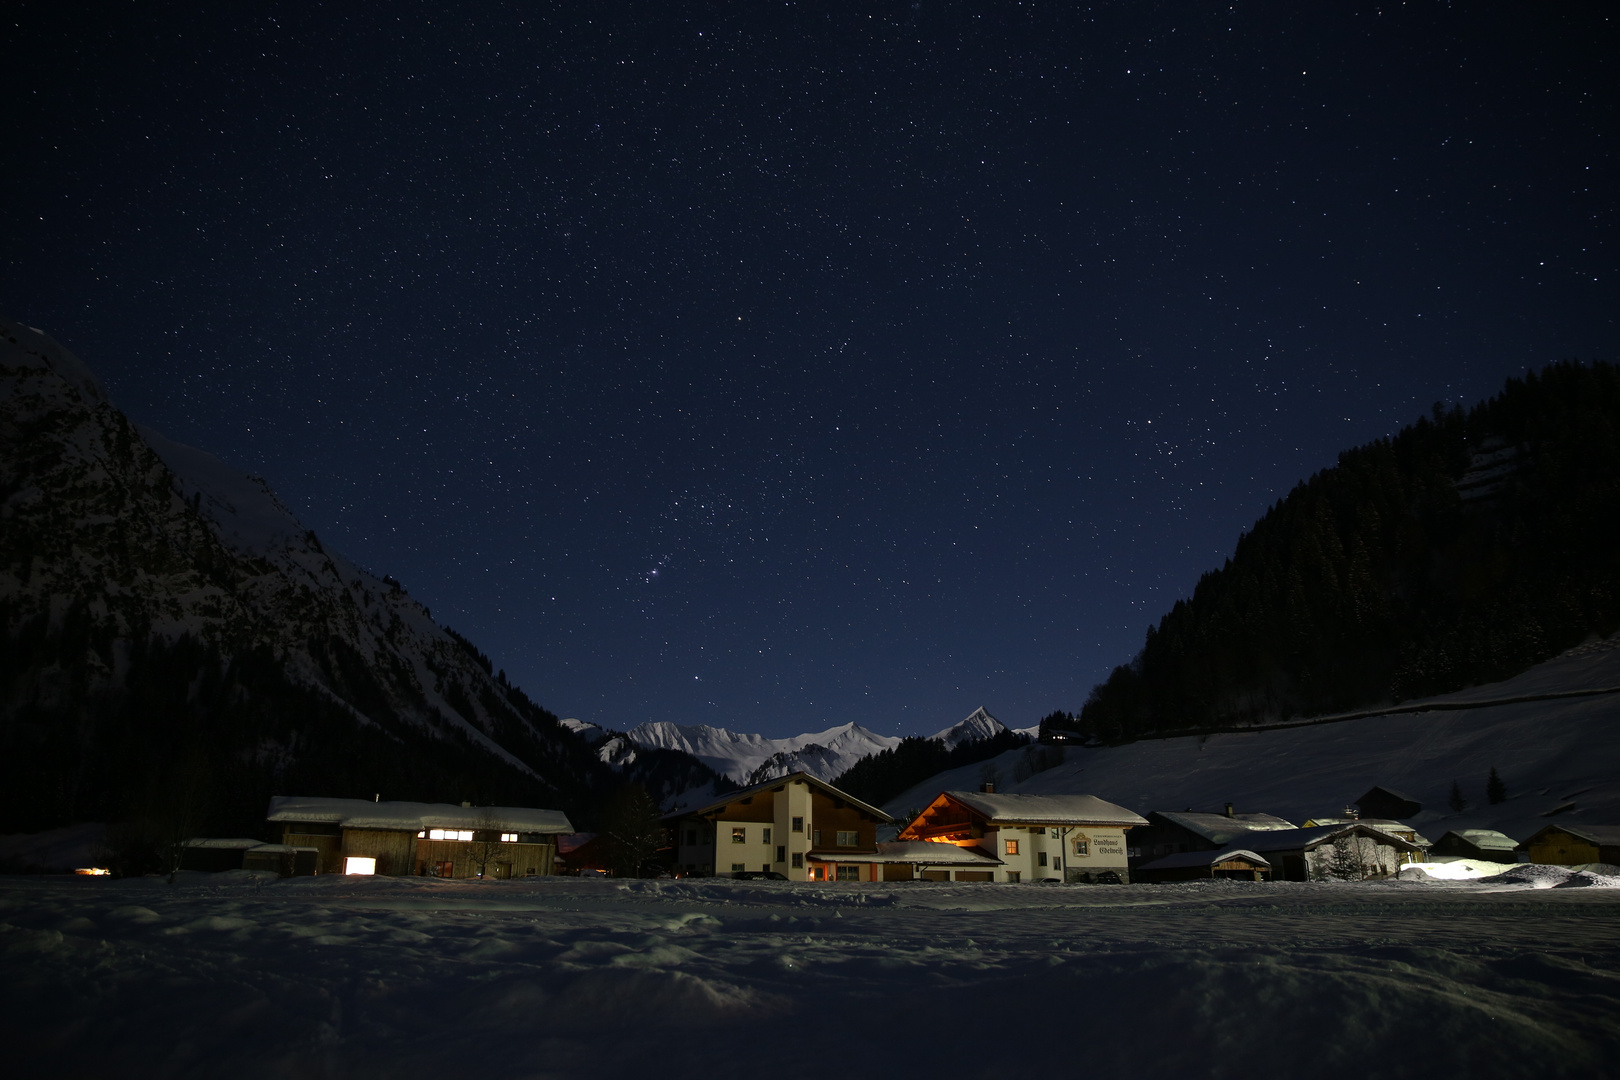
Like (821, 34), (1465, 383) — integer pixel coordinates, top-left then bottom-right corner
(5, 3), (1615, 738)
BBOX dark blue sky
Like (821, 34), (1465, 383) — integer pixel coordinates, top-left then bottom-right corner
(6, 2), (1614, 738)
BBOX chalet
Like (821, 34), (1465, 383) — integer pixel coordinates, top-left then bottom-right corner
(1134, 848), (1273, 883)
(1518, 824), (1620, 867)
(897, 789), (1148, 883)
(668, 771), (893, 881)
(1128, 807), (1295, 868)
(1355, 786), (1421, 820)
(1430, 829), (1520, 862)
(1304, 814), (1431, 852)
(1227, 823), (1422, 881)
(266, 796), (573, 878)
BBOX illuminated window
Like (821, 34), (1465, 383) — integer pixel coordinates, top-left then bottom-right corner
(732, 826), (746, 844)
(1072, 838), (1089, 856)
(791, 816), (804, 833)
(835, 830), (857, 847)
(417, 831), (426, 838)
(500, 832), (518, 843)
(762, 827), (771, 844)
(344, 856), (376, 876)
(834, 864), (860, 882)
(1005, 839), (1019, 856)
(428, 828), (474, 842)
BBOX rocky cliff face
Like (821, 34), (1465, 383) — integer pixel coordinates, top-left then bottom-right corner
(0, 317), (608, 831)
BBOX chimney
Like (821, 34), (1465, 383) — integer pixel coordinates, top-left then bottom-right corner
(981, 782), (996, 794)
(1224, 802), (1234, 818)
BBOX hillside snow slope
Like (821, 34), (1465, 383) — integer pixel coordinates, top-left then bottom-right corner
(882, 634), (1620, 840)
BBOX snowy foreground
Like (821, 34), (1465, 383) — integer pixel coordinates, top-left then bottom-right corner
(4, 874), (1618, 1079)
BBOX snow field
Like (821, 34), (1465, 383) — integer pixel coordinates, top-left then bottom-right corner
(3, 874), (1617, 1079)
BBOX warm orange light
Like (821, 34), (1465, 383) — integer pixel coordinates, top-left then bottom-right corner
(74, 867), (110, 876)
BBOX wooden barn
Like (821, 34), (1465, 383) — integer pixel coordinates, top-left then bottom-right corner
(1518, 824), (1620, 867)
(1128, 808), (1295, 869)
(267, 796), (573, 878)
(1134, 848), (1272, 883)
(1431, 829), (1520, 862)
(1355, 786), (1421, 820)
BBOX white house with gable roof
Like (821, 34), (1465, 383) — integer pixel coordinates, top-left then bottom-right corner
(897, 788), (1148, 883)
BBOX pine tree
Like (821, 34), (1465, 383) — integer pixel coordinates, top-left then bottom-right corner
(1487, 767), (1507, 805)
(1448, 780), (1468, 814)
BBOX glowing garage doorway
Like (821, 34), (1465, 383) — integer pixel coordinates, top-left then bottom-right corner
(344, 856), (377, 875)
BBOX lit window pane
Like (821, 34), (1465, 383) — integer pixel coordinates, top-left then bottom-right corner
(344, 857), (376, 876)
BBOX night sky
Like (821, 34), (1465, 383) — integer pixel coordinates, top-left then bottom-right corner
(6, 3), (1615, 739)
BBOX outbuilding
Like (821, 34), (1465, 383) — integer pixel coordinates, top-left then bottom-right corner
(1430, 829), (1520, 862)
(1518, 824), (1620, 867)
(1134, 848), (1272, 883)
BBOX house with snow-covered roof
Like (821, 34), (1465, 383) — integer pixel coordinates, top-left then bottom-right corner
(267, 796), (572, 878)
(1518, 824), (1620, 867)
(1430, 829), (1520, 862)
(1127, 807), (1296, 871)
(668, 771), (896, 881)
(896, 787), (1147, 883)
(1221, 823), (1423, 881)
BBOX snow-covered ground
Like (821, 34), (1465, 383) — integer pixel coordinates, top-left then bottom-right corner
(883, 635), (1620, 842)
(3, 873), (1616, 1078)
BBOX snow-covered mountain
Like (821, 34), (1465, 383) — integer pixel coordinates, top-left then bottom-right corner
(0, 316), (615, 828)
(620, 720), (902, 785)
(928, 706), (1010, 749)
(881, 634), (1620, 841)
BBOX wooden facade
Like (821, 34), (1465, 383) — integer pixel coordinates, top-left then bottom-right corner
(1519, 825), (1620, 867)
(267, 796), (571, 879)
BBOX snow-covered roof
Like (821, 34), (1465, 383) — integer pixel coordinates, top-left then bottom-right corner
(668, 771), (892, 823)
(1526, 824), (1620, 848)
(1137, 848), (1272, 871)
(1218, 824), (1422, 854)
(941, 791), (1147, 827)
(805, 841), (1002, 866)
(1438, 829), (1520, 852)
(267, 796), (573, 834)
(1151, 811), (1296, 845)
(184, 837), (269, 850)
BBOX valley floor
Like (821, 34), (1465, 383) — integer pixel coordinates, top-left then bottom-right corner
(3, 873), (1617, 1079)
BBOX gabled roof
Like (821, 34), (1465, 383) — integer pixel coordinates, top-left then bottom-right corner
(936, 791), (1147, 827)
(1437, 829), (1520, 852)
(807, 841), (1002, 866)
(668, 770), (892, 823)
(1521, 824), (1620, 848)
(1218, 823), (1422, 854)
(1137, 848), (1272, 871)
(267, 796), (573, 834)
(1151, 811), (1295, 846)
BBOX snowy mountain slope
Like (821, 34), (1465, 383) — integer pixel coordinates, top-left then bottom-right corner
(624, 720), (901, 784)
(880, 635), (1620, 841)
(0, 316), (612, 828)
(928, 706), (1009, 749)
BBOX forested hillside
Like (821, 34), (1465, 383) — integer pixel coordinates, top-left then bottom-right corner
(1052, 361), (1620, 744)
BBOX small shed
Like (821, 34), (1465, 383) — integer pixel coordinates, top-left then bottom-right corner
(1356, 787), (1421, 820)
(1431, 829), (1520, 862)
(1135, 848), (1272, 883)
(1518, 824), (1620, 867)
